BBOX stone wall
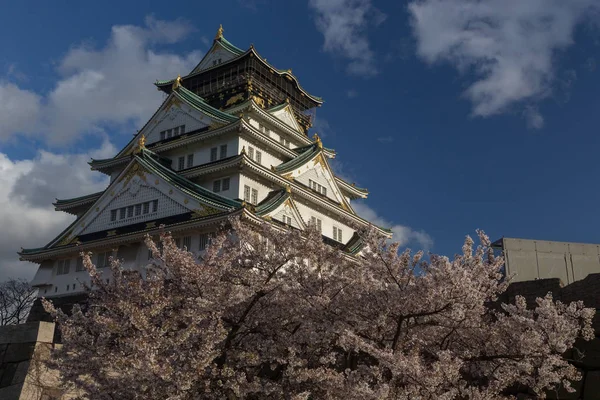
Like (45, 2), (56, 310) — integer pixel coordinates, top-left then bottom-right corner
(0, 321), (56, 400)
(501, 273), (600, 399)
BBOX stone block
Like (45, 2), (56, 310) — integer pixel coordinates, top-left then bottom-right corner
(11, 360), (29, 385)
(2, 343), (35, 363)
(0, 363), (18, 388)
(0, 322), (55, 345)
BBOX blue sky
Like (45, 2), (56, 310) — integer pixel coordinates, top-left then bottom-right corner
(1, 0), (600, 280)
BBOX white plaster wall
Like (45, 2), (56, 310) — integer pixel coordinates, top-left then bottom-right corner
(238, 174), (273, 205)
(193, 45), (238, 72)
(295, 200), (354, 243)
(247, 117), (299, 150)
(197, 173), (240, 200)
(295, 166), (342, 204)
(162, 136), (239, 171)
(143, 104), (212, 146)
(272, 205), (303, 229)
(238, 137), (284, 168)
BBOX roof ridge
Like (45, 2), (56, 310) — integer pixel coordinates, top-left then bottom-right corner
(54, 191), (104, 206)
(274, 144), (320, 174)
(174, 86), (239, 123)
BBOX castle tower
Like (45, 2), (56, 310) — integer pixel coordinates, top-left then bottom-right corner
(19, 26), (390, 302)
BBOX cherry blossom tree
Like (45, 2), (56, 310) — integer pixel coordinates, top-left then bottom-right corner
(43, 219), (595, 399)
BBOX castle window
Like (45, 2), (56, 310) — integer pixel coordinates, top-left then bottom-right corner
(248, 146), (254, 159)
(112, 199), (157, 223)
(310, 217), (322, 233)
(333, 226), (343, 242)
(96, 252), (110, 268)
(180, 125), (185, 134)
(251, 188), (258, 205)
(56, 259), (70, 275)
(220, 144), (228, 159)
(183, 236), (192, 250)
(210, 147), (218, 162)
(76, 257), (85, 272)
(173, 126), (180, 136)
(187, 154), (194, 168)
(244, 185), (251, 202)
(309, 180), (327, 196)
(222, 177), (230, 191)
(160, 132), (166, 141)
(213, 180), (221, 193)
(199, 234), (209, 251)
(178, 156), (185, 171)
(256, 151), (262, 164)
(284, 215), (292, 225)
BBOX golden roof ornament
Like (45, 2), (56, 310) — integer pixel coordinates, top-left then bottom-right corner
(241, 146), (246, 155)
(134, 134), (146, 154)
(172, 74), (182, 90)
(285, 185), (292, 194)
(313, 133), (322, 149)
(215, 24), (224, 40)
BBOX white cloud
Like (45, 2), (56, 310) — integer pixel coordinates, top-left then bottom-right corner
(309, 0), (385, 76)
(0, 82), (41, 140)
(523, 106), (544, 129)
(408, 0), (600, 126)
(0, 143), (114, 281)
(353, 202), (434, 251)
(0, 17), (202, 145)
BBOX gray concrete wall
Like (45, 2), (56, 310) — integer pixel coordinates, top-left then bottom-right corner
(497, 238), (600, 284)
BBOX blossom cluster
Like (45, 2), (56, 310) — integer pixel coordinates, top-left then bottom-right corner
(43, 221), (595, 399)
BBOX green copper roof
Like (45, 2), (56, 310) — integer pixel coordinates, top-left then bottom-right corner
(274, 143), (321, 174)
(254, 189), (289, 216)
(216, 37), (245, 56)
(267, 102), (289, 113)
(21, 149), (241, 256)
(137, 148), (241, 210)
(174, 86), (238, 123)
(54, 191), (104, 207)
(343, 232), (365, 255)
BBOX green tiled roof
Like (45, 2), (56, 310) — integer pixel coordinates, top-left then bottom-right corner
(274, 144), (320, 174)
(175, 86), (238, 123)
(137, 148), (241, 210)
(54, 191), (104, 206)
(343, 232), (365, 255)
(216, 36), (245, 56)
(254, 189), (289, 215)
(21, 149), (242, 256)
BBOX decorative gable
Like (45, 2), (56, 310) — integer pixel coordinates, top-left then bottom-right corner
(270, 104), (302, 133)
(192, 43), (240, 73)
(51, 159), (222, 245)
(270, 198), (305, 229)
(141, 95), (213, 145)
(295, 162), (343, 204)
